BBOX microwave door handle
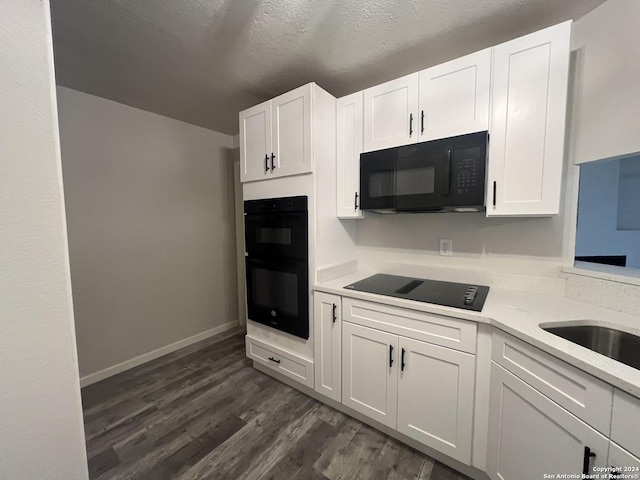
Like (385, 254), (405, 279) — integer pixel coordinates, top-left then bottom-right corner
(445, 149), (452, 196)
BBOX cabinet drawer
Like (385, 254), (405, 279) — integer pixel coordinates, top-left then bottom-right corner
(342, 298), (477, 354)
(492, 331), (612, 434)
(611, 389), (640, 458)
(246, 335), (314, 388)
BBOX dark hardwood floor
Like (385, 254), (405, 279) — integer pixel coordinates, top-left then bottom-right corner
(82, 329), (472, 480)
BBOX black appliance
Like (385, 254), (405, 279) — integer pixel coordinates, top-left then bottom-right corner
(244, 196), (309, 339)
(344, 274), (490, 312)
(359, 131), (488, 213)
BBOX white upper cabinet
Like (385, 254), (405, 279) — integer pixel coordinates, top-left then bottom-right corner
(271, 84), (312, 178)
(345, 22), (571, 218)
(239, 83), (318, 183)
(239, 100), (271, 183)
(363, 73), (419, 152)
(487, 21), (571, 216)
(362, 51), (491, 153)
(418, 48), (491, 141)
(336, 92), (364, 219)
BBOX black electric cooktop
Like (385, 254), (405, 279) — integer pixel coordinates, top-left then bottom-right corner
(344, 274), (490, 312)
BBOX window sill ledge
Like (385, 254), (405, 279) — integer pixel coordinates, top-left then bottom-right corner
(562, 262), (640, 287)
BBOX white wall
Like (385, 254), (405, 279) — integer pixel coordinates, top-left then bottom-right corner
(572, 0), (640, 164)
(0, 2), (88, 478)
(356, 210), (572, 276)
(56, 87), (238, 382)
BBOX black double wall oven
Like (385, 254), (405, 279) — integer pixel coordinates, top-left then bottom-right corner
(244, 196), (309, 339)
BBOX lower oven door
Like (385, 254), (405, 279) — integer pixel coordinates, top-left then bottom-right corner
(246, 256), (309, 339)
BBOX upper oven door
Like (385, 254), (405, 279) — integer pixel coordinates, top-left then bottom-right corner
(245, 210), (308, 260)
(394, 138), (454, 211)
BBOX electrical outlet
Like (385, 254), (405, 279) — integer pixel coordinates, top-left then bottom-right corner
(440, 238), (453, 256)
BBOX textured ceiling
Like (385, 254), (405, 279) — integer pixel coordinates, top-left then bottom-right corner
(50, 0), (606, 135)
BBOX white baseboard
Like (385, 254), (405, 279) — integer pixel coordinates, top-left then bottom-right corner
(80, 320), (238, 387)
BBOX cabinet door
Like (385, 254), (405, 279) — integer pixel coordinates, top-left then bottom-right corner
(487, 363), (609, 480)
(608, 442), (640, 476)
(397, 337), (475, 464)
(239, 100), (271, 183)
(342, 322), (398, 428)
(271, 83), (312, 178)
(363, 73), (419, 152)
(611, 389), (640, 458)
(314, 292), (342, 402)
(487, 21), (571, 216)
(418, 48), (491, 141)
(336, 92), (364, 219)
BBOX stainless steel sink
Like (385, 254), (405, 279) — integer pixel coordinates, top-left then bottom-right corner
(541, 324), (640, 370)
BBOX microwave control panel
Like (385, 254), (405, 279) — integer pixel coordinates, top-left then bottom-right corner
(455, 157), (481, 193)
(452, 146), (485, 206)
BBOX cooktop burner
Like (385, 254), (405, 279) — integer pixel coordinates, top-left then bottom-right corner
(344, 274), (489, 312)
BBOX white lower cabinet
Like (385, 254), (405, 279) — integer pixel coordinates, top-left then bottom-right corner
(397, 337), (475, 463)
(611, 389), (640, 459)
(608, 389), (640, 475)
(487, 363), (609, 480)
(341, 317), (476, 464)
(342, 322), (399, 428)
(491, 331), (613, 434)
(608, 441), (640, 474)
(313, 292), (342, 402)
(310, 293), (640, 479)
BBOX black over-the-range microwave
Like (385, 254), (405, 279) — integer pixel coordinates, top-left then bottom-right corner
(359, 131), (488, 213)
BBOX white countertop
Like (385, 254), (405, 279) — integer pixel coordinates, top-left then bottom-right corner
(315, 271), (640, 398)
